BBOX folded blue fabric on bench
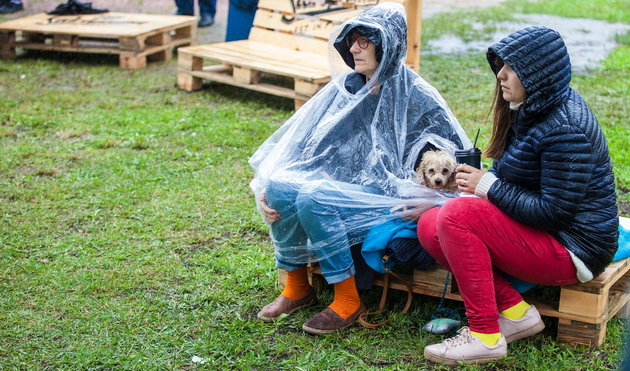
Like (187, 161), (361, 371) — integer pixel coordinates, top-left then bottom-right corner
(362, 219), (429, 273)
(614, 216), (630, 261)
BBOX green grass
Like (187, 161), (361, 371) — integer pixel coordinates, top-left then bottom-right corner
(0, 0), (628, 369)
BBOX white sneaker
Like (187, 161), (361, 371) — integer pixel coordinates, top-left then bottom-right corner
(499, 306), (545, 343)
(424, 326), (507, 366)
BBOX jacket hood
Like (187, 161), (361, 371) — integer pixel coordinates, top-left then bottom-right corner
(487, 26), (572, 116)
(333, 2), (407, 80)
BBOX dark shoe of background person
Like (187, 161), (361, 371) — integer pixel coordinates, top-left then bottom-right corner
(198, 15), (214, 27)
(47, 0), (108, 15)
(257, 290), (317, 322)
(0, 0), (24, 14)
(301, 304), (366, 335)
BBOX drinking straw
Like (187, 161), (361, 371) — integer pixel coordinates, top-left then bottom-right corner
(473, 128), (480, 148)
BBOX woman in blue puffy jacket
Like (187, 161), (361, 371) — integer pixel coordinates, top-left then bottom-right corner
(417, 26), (619, 365)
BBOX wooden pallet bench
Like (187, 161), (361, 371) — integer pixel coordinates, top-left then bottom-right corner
(177, 0), (423, 109)
(281, 257), (630, 347)
(0, 12), (197, 69)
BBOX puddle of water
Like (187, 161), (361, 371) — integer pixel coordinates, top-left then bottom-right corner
(426, 14), (630, 74)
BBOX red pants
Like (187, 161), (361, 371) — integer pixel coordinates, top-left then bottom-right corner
(418, 197), (579, 334)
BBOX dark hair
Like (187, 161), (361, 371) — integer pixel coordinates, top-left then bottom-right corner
(485, 57), (516, 160)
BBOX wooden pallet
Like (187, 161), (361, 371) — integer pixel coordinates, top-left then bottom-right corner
(283, 257), (630, 347)
(0, 12), (197, 69)
(177, 0), (422, 109)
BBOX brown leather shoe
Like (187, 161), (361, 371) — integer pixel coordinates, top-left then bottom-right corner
(301, 304), (366, 335)
(257, 290), (317, 322)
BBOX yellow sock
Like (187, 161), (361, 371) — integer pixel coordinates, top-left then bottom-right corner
(471, 331), (502, 346)
(501, 301), (531, 320)
(280, 267), (312, 301)
(328, 276), (361, 319)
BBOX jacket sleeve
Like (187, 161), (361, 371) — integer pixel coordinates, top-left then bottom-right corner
(487, 125), (596, 231)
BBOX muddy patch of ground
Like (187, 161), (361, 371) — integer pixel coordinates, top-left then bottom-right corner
(426, 14), (630, 74)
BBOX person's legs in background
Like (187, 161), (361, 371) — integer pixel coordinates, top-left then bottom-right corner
(198, 0), (216, 27)
(174, 0), (193, 15)
(0, 0), (24, 14)
(174, 0), (214, 27)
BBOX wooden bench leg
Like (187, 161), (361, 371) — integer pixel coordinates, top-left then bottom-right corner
(557, 318), (607, 347)
(177, 52), (203, 91)
(233, 66), (260, 84)
(294, 99), (306, 110)
(119, 53), (147, 69)
(0, 31), (16, 59)
(148, 49), (171, 63)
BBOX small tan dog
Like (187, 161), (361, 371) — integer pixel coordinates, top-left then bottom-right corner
(416, 150), (458, 191)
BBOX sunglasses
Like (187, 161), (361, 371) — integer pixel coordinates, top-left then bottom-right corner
(346, 34), (370, 49)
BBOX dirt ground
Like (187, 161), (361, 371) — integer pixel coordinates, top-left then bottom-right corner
(7, 0), (507, 43)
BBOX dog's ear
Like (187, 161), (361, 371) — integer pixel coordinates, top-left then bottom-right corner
(446, 171), (458, 191)
(415, 165), (426, 186)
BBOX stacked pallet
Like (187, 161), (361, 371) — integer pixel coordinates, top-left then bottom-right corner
(0, 12), (197, 69)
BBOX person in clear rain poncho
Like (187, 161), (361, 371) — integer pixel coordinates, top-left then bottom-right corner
(250, 2), (471, 334)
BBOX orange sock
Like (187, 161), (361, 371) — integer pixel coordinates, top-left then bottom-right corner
(280, 267), (312, 301)
(328, 276), (361, 319)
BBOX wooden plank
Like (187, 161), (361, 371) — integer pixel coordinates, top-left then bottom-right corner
(318, 8), (362, 22)
(559, 287), (608, 318)
(12, 41), (121, 54)
(530, 290), (630, 325)
(189, 68), (312, 100)
(248, 27), (328, 55)
(178, 42), (330, 81)
(145, 31), (171, 47)
(233, 66), (261, 84)
(294, 79), (323, 96)
(412, 264), (456, 293)
(564, 259), (630, 293)
(119, 53), (146, 69)
(404, 0), (422, 72)
(53, 33), (77, 47)
(0, 13), (196, 38)
(257, 0), (341, 14)
(253, 9), (337, 39)
(119, 36), (143, 52)
(557, 318), (606, 347)
(176, 52), (206, 91)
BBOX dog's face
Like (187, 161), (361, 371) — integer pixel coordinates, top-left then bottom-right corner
(416, 150), (457, 191)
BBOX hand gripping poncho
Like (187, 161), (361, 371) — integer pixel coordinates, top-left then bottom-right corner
(249, 3), (471, 271)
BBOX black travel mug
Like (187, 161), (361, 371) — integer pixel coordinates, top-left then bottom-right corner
(455, 148), (482, 169)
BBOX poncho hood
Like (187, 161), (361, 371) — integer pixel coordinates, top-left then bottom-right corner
(333, 2), (407, 80)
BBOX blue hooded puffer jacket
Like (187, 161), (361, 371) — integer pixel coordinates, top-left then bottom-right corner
(486, 26), (619, 278)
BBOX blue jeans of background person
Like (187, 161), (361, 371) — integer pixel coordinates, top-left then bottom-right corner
(175, 0), (216, 17)
(266, 177), (382, 284)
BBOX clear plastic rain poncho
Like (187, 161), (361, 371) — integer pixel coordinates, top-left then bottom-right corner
(249, 3), (472, 277)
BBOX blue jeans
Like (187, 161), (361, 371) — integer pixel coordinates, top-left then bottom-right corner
(266, 177), (382, 284)
(175, 0), (216, 17)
